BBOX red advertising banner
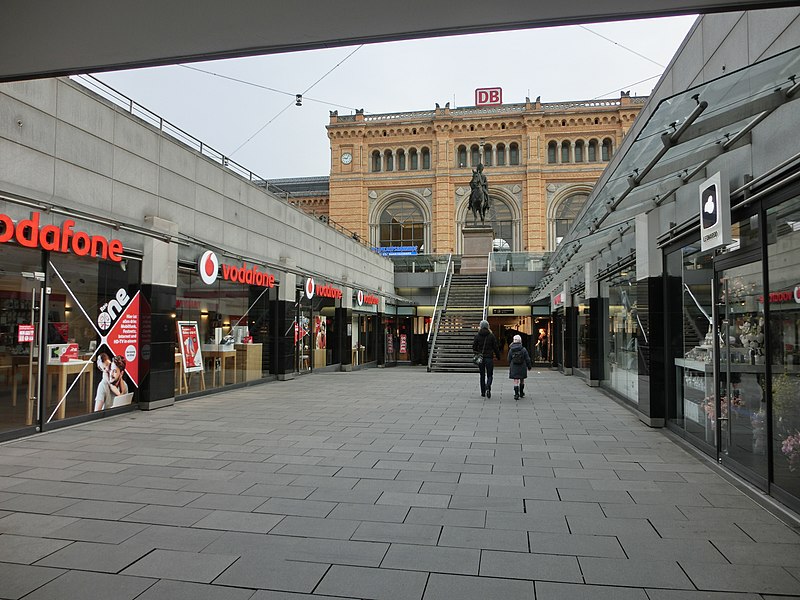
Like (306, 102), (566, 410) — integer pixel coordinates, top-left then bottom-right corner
(106, 292), (140, 386)
(400, 334), (407, 354)
(177, 321), (204, 373)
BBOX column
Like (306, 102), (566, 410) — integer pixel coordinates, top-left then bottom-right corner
(585, 260), (603, 386)
(563, 282), (576, 375)
(634, 211), (665, 427)
(138, 216), (178, 410)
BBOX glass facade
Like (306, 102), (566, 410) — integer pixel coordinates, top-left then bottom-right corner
(576, 299), (591, 373)
(767, 195), (800, 501)
(175, 268), (272, 394)
(603, 272), (639, 402)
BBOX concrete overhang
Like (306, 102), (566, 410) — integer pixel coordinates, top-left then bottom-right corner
(0, 0), (792, 82)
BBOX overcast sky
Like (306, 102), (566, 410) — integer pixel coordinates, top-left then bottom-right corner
(93, 15), (697, 181)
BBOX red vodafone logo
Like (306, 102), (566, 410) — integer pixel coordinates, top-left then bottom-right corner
(795, 285), (800, 304)
(305, 277), (316, 299)
(357, 290), (364, 306)
(199, 251), (219, 285)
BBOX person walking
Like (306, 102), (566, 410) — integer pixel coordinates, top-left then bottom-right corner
(473, 319), (501, 398)
(508, 334), (532, 400)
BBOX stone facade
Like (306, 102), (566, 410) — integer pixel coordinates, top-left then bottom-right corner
(326, 95), (645, 254)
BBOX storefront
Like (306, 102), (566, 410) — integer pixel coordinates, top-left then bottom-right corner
(602, 270), (640, 403)
(300, 277), (342, 372)
(174, 250), (276, 394)
(0, 211), (142, 440)
(352, 290), (380, 366)
(666, 187), (800, 510)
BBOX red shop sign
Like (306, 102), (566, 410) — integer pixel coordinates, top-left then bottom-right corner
(198, 250), (275, 288)
(0, 212), (123, 262)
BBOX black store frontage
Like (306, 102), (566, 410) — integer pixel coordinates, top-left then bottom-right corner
(665, 182), (800, 511)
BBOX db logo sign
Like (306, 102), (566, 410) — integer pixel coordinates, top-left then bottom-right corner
(475, 87), (502, 107)
(199, 250), (219, 285)
(305, 277), (316, 299)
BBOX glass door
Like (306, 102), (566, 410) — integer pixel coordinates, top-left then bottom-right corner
(715, 260), (769, 488)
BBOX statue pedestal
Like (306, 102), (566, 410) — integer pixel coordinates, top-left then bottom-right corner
(461, 225), (493, 274)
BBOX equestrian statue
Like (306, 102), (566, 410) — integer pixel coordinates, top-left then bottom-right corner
(468, 163), (490, 225)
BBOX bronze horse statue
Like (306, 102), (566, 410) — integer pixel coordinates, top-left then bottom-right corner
(468, 163), (489, 225)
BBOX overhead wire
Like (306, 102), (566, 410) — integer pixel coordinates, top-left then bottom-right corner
(578, 25), (666, 68)
(229, 44), (364, 157)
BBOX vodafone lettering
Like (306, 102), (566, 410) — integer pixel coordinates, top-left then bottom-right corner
(198, 251), (275, 288)
(357, 290), (379, 306)
(0, 211), (123, 262)
(305, 277), (342, 300)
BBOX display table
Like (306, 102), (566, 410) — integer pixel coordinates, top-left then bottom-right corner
(202, 344), (236, 387)
(235, 343), (262, 381)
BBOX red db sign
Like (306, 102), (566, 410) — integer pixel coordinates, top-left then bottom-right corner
(475, 87), (502, 107)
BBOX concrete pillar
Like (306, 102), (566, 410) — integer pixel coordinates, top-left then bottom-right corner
(138, 216), (178, 410)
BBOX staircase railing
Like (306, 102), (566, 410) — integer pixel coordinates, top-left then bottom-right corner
(482, 253), (491, 321)
(427, 254), (453, 371)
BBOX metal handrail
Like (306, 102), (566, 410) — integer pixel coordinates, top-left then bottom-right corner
(482, 253), (491, 321)
(427, 254), (453, 371)
(427, 253), (452, 344)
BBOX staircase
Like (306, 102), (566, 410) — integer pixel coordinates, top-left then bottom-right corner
(429, 274), (486, 373)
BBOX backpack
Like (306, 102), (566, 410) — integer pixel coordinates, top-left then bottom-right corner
(511, 348), (525, 365)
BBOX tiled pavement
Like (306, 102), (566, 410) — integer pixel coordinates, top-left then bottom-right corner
(1, 367), (799, 600)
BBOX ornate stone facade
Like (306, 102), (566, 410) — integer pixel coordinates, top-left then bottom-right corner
(325, 94), (645, 253)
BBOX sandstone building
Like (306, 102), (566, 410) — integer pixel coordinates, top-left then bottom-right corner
(322, 93), (645, 255)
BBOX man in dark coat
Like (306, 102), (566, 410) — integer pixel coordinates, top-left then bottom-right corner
(473, 319), (501, 398)
(507, 334), (532, 400)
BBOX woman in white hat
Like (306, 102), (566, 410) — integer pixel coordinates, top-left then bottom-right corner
(507, 334), (532, 400)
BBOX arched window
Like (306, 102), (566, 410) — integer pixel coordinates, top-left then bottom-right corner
(378, 200), (426, 252)
(509, 143), (519, 165)
(384, 149), (394, 172)
(421, 147), (431, 169)
(409, 148), (418, 170)
(602, 138), (613, 161)
(371, 150), (381, 172)
(471, 145), (480, 167)
(397, 149), (406, 171)
(486, 199), (515, 252)
(496, 144), (506, 166)
(457, 145), (467, 168)
(561, 141), (571, 163)
(588, 140), (598, 162)
(547, 141), (557, 164)
(484, 144), (493, 167)
(574, 140), (584, 163)
(552, 193), (589, 247)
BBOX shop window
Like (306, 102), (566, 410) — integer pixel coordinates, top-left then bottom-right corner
(602, 274), (639, 403)
(509, 143), (519, 165)
(547, 141), (557, 164)
(371, 150), (381, 172)
(766, 195), (800, 500)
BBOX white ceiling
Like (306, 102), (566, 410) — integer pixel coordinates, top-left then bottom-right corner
(0, 0), (789, 82)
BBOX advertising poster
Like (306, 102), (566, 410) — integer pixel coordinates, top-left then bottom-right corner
(177, 321), (204, 373)
(399, 334), (407, 354)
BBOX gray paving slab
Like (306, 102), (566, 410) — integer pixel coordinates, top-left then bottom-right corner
(20, 569), (155, 600)
(35, 540), (151, 573)
(134, 579), (256, 600)
(315, 564), (428, 600)
(213, 556), (329, 592)
(122, 548), (238, 583)
(535, 581), (648, 599)
(680, 561), (800, 595)
(381, 543), (480, 575)
(579, 556), (695, 589)
(423, 573), (534, 600)
(0, 561), (64, 599)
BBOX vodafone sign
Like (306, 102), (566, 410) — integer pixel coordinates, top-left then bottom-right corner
(305, 277), (342, 300)
(197, 251), (275, 288)
(0, 211), (123, 262)
(356, 290), (379, 306)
